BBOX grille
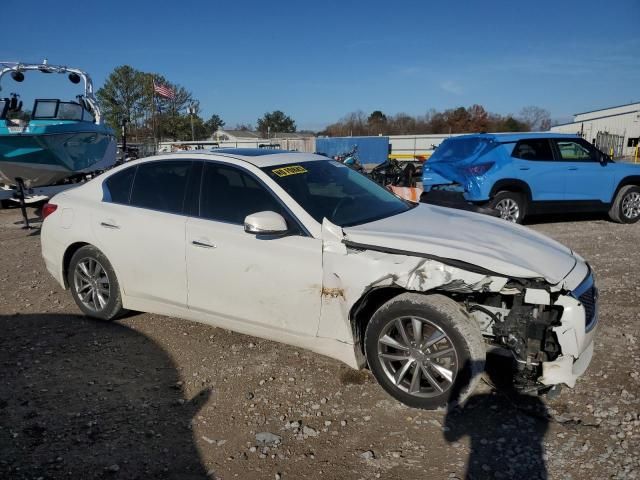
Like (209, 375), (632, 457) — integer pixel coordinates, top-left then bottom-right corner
(578, 285), (598, 332)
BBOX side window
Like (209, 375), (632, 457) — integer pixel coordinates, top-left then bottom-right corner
(511, 139), (553, 161)
(104, 166), (136, 204)
(130, 161), (191, 214)
(554, 139), (595, 162)
(200, 163), (285, 225)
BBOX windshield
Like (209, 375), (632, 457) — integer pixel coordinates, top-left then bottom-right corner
(429, 137), (497, 164)
(32, 99), (94, 122)
(262, 160), (413, 227)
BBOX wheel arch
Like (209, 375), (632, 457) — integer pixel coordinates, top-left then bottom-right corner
(489, 179), (532, 201)
(349, 287), (465, 357)
(349, 287), (407, 357)
(611, 175), (640, 203)
(62, 241), (90, 288)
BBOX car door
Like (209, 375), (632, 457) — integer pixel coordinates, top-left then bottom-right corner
(93, 159), (192, 307)
(552, 138), (615, 202)
(185, 161), (322, 337)
(510, 138), (566, 201)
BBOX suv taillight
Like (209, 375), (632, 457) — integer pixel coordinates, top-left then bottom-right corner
(463, 162), (494, 176)
(42, 203), (58, 220)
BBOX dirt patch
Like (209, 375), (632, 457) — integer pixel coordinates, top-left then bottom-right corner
(0, 206), (638, 479)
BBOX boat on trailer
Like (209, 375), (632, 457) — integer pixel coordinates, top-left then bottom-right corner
(0, 60), (116, 189)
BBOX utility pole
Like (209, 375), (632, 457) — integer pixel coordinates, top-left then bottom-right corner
(188, 104), (196, 141)
(120, 117), (128, 163)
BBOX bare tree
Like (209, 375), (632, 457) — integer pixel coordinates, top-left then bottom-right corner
(519, 106), (552, 131)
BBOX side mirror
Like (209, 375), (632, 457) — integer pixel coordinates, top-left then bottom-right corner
(599, 152), (610, 165)
(244, 211), (288, 235)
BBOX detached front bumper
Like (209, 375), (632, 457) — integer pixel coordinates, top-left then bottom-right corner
(539, 275), (598, 388)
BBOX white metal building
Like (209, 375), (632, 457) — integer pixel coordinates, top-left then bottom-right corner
(551, 102), (640, 158)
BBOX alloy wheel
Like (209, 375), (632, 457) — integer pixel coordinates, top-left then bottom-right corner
(73, 258), (111, 312)
(622, 191), (640, 219)
(377, 316), (458, 398)
(495, 198), (520, 222)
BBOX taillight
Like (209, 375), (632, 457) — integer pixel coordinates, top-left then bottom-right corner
(42, 203), (58, 220)
(464, 162), (494, 176)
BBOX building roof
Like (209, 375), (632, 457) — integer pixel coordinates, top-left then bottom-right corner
(574, 101), (640, 116)
(270, 132), (310, 139)
(217, 129), (263, 139)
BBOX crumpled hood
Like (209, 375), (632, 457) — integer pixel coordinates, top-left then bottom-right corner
(343, 204), (577, 285)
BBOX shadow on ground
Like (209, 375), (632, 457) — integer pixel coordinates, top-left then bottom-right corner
(525, 211), (607, 225)
(444, 353), (549, 480)
(0, 313), (209, 479)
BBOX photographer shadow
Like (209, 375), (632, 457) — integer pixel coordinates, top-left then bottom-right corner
(0, 313), (209, 479)
(444, 352), (550, 480)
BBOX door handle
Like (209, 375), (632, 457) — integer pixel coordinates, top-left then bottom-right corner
(568, 167), (578, 171)
(519, 167), (530, 170)
(192, 239), (216, 249)
(100, 221), (120, 229)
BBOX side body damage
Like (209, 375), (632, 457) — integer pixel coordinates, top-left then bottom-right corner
(318, 219), (595, 390)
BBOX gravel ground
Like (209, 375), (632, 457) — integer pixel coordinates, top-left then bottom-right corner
(0, 206), (638, 480)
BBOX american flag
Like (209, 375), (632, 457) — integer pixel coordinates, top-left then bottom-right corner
(153, 81), (175, 99)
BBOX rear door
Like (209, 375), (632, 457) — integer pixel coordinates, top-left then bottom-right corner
(510, 138), (566, 201)
(94, 160), (192, 307)
(185, 161), (322, 337)
(552, 138), (614, 202)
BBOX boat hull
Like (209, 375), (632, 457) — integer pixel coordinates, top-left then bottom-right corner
(0, 122), (116, 187)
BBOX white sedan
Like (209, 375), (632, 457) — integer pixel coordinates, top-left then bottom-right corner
(41, 149), (597, 409)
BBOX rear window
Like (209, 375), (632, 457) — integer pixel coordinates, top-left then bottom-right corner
(511, 139), (553, 161)
(130, 161), (191, 214)
(104, 167), (136, 204)
(429, 138), (497, 164)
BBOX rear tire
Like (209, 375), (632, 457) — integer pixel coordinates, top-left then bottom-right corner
(609, 185), (640, 224)
(490, 191), (527, 224)
(68, 245), (124, 320)
(364, 293), (485, 410)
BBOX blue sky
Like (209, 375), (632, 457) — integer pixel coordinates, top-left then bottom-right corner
(3, 0), (639, 130)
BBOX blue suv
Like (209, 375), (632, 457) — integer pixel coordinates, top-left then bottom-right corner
(421, 133), (640, 224)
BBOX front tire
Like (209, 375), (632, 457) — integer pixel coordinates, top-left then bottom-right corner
(364, 293), (485, 410)
(68, 245), (124, 320)
(609, 185), (640, 223)
(490, 191), (527, 224)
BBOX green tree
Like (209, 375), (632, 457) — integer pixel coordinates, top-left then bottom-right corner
(204, 114), (225, 135)
(151, 75), (198, 141)
(257, 110), (296, 137)
(367, 110), (387, 134)
(97, 65), (147, 136)
(498, 116), (529, 132)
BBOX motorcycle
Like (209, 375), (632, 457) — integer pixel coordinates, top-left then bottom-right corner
(369, 158), (419, 187)
(334, 145), (364, 173)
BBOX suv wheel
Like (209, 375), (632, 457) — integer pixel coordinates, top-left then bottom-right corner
(68, 245), (125, 320)
(609, 185), (640, 224)
(364, 293), (485, 410)
(490, 191), (527, 224)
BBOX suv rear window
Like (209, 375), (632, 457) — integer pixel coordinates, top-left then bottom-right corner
(429, 138), (496, 164)
(511, 139), (553, 161)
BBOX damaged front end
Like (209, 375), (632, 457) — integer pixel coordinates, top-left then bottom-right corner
(320, 217), (597, 393)
(466, 271), (597, 391)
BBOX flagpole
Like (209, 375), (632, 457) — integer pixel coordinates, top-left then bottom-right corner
(150, 75), (157, 153)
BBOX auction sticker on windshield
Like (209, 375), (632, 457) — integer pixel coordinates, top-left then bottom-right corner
(272, 165), (308, 177)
